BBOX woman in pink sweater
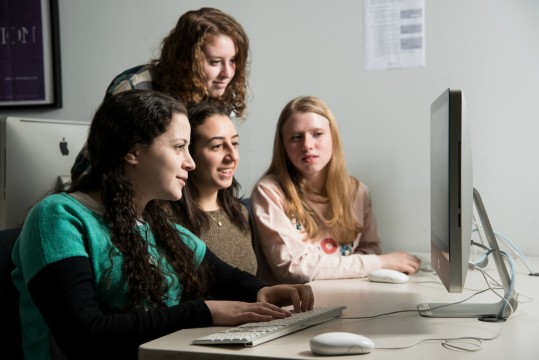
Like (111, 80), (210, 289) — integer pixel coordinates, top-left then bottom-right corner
(251, 96), (420, 284)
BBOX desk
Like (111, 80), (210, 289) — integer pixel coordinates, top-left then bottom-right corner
(139, 257), (539, 360)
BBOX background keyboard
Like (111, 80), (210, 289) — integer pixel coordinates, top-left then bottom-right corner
(192, 305), (346, 346)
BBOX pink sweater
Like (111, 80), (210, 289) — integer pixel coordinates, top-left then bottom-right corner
(251, 175), (382, 284)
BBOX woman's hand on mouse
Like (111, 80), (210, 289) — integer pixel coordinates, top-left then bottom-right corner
(379, 252), (421, 274)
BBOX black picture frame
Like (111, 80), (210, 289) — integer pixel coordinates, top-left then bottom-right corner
(0, 0), (62, 108)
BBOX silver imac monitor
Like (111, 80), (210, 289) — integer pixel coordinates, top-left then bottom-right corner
(429, 88), (473, 293)
(417, 88), (516, 321)
(0, 116), (90, 229)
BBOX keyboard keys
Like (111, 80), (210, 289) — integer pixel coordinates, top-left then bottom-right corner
(192, 305), (346, 346)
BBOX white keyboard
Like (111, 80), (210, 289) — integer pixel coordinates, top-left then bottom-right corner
(192, 305), (346, 346)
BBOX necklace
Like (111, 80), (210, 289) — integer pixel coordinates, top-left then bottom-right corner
(207, 210), (222, 227)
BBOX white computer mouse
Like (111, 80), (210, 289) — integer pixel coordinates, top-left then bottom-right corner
(368, 269), (409, 284)
(309, 332), (375, 355)
(412, 254), (433, 272)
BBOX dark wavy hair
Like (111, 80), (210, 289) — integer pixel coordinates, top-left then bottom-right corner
(171, 102), (249, 236)
(150, 7), (250, 119)
(69, 89), (207, 310)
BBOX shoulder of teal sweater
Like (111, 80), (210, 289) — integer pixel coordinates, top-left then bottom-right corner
(173, 223), (207, 251)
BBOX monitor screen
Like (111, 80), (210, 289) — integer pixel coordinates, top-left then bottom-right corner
(0, 116), (90, 229)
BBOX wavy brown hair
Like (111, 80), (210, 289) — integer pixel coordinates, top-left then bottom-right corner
(69, 90), (207, 310)
(150, 7), (250, 119)
(263, 96), (362, 245)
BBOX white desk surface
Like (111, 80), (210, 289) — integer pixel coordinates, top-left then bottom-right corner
(139, 256), (539, 360)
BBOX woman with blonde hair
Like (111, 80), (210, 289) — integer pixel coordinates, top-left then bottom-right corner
(251, 96), (420, 284)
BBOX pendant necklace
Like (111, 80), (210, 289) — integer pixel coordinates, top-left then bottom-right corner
(208, 210), (222, 227)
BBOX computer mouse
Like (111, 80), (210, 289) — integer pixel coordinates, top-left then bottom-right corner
(412, 254), (433, 272)
(368, 269), (409, 284)
(309, 331), (375, 355)
(419, 261), (433, 272)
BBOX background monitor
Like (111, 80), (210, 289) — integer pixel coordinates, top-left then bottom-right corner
(0, 116), (90, 229)
(418, 88), (516, 320)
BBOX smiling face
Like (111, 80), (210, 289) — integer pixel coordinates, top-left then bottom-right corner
(202, 34), (237, 98)
(190, 114), (239, 196)
(125, 113), (195, 210)
(281, 111), (333, 186)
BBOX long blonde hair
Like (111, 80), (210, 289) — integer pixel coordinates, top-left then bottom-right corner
(264, 96), (361, 244)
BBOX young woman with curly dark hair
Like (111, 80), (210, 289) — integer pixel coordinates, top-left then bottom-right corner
(12, 90), (313, 360)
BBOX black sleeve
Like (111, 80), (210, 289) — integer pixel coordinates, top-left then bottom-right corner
(203, 248), (268, 302)
(29, 257), (213, 360)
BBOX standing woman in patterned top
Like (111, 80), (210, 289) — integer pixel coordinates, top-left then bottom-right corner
(171, 103), (257, 275)
(251, 96), (420, 284)
(72, 7), (250, 179)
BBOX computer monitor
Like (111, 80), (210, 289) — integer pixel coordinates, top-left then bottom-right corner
(429, 88), (473, 293)
(417, 88), (516, 321)
(0, 116), (90, 229)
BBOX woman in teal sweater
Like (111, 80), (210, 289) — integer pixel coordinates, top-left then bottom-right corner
(11, 90), (313, 360)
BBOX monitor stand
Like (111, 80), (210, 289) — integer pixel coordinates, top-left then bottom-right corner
(417, 188), (517, 322)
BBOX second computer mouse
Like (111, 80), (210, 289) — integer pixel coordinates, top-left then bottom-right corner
(309, 331), (375, 355)
(368, 269), (409, 284)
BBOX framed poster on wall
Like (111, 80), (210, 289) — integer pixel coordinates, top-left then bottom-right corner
(0, 0), (62, 108)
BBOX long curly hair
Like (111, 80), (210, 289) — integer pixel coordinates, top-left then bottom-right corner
(150, 7), (250, 119)
(171, 102), (249, 236)
(263, 96), (362, 245)
(69, 90), (207, 310)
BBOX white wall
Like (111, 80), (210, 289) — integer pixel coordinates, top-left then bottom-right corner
(3, 0), (538, 256)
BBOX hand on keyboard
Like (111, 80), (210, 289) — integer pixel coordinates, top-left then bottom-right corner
(206, 300), (292, 326)
(205, 283), (314, 327)
(256, 284), (315, 312)
(193, 305), (347, 346)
